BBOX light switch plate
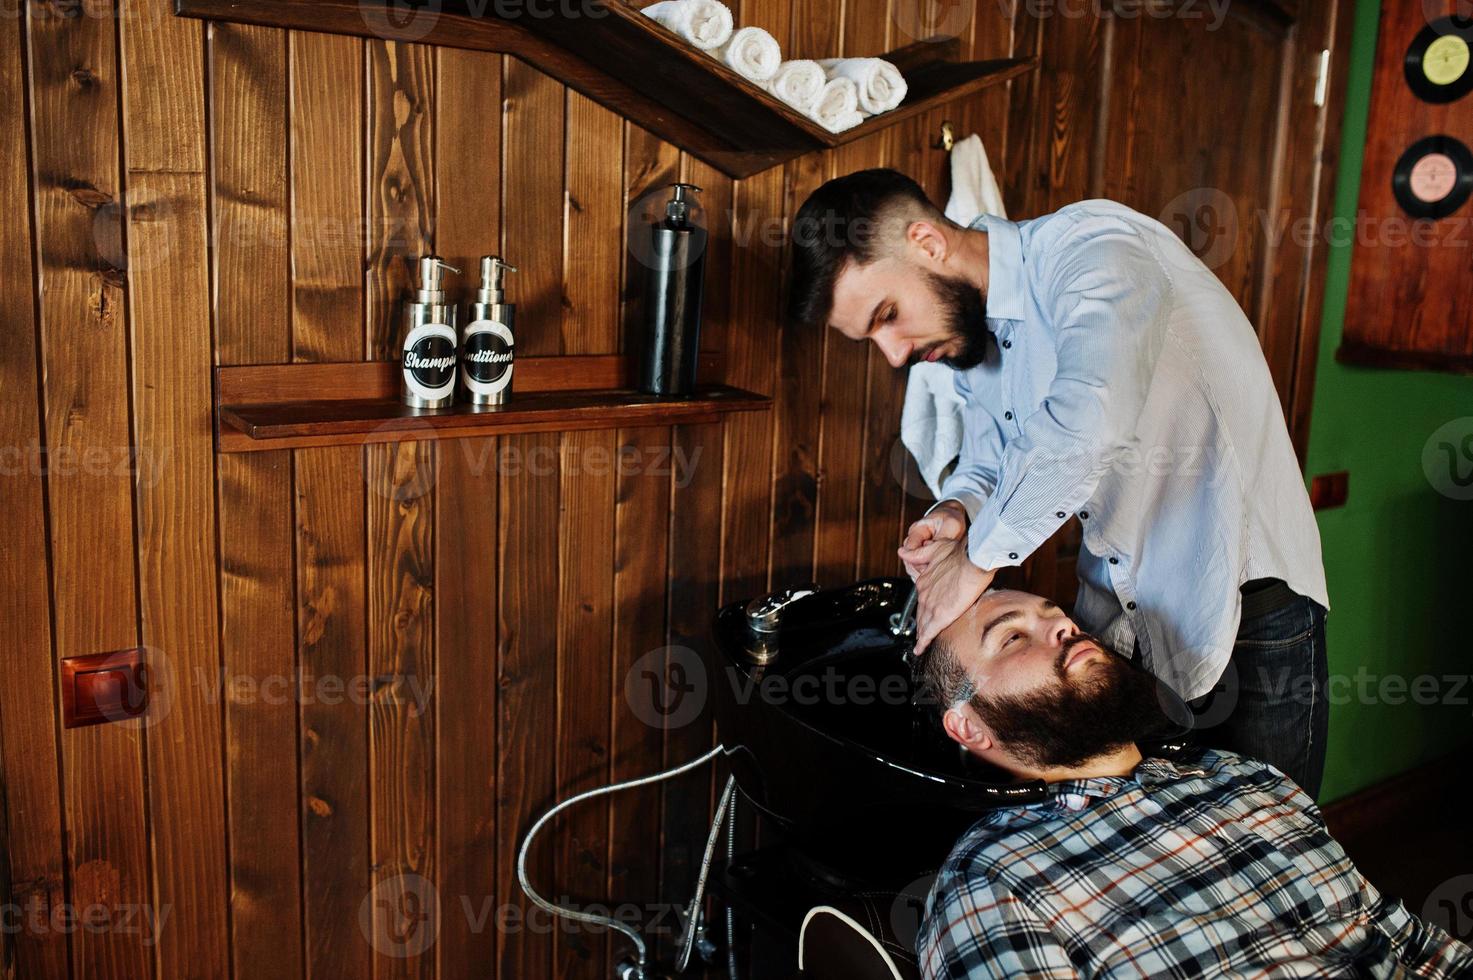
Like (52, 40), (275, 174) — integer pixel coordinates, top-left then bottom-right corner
(61, 648), (147, 729)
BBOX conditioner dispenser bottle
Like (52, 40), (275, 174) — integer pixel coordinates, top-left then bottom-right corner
(639, 182), (707, 396)
(461, 255), (517, 408)
(400, 255), (459, 410)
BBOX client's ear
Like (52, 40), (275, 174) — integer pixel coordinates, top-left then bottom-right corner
(942, 704), (994, 755)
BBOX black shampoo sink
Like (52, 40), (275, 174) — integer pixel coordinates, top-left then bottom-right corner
(705, 577), (1048, 881)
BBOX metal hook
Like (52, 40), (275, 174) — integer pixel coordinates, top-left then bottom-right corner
(934, 120), (955, 152)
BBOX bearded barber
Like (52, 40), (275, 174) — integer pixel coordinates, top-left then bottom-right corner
(787, 168), (1331, 797)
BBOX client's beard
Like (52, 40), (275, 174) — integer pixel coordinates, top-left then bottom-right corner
(970, 634), (1166, 771)
(911, 269), (989, 370)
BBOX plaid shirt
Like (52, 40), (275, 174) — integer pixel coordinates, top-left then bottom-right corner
(918, 749), (1473, 978)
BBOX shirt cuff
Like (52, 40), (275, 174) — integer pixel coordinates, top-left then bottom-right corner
(965, 515), (1035, 571)
(927, 491), (986, 524)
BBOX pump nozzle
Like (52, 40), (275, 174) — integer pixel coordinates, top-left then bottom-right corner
(477, 255), (518, 304)
(664, 182), (703, 227)
(415, 255), (460, 303)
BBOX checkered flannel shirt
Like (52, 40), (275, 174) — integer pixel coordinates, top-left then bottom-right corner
(918, 748), (1473, 977)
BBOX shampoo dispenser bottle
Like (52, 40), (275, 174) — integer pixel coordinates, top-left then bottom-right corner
(400, 255), (460, 410)
(461, 256), (517, 408)
(639, 182), (707, 396)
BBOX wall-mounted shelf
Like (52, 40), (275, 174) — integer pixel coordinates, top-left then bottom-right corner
(173, 0), (1036, 178)
(215, 354), (769, 452)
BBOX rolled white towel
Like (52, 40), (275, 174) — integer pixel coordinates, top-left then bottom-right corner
(816, 57), (907, 114)
(807, 75), (864, 133)
(762, 59), (826, 112)
(713, 26), (782, 83)
(641, 0), (733, 51)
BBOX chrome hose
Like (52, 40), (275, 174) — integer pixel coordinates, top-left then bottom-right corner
(675, 775), (736, 973)
(516, 744), (726, 978)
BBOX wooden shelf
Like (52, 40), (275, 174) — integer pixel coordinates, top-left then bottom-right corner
(214, 355), (769, 452)
(172, 0), (1036, 178)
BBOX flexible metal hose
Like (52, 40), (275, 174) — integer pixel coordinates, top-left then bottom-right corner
(725, 787), (739, 979)
(516, 744), (726, 977)
(675, 775), (736, 972)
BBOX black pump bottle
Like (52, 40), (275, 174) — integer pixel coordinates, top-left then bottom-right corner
(638, 182), (707, 396)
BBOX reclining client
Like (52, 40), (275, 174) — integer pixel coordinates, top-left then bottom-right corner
(915, 587), (1473, 978)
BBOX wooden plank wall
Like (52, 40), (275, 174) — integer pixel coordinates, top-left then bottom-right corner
(0, 0), (1045, 976)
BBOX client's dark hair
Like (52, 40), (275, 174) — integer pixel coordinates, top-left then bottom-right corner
(916, 634), (975, 720)
(787, 168), (949, 330)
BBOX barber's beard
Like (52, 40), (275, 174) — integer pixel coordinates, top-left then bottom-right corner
(970, 635), (1166, 771)
(912, 269), (989, 370)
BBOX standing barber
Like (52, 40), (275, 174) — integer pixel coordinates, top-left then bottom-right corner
(787, 169), (1331, 797)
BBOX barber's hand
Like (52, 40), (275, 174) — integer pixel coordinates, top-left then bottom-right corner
(898, 500), (969, 578)
(913, 537), (995, 655)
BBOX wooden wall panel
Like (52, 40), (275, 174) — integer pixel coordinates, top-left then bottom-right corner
(553, 429), (616, 975)
(553, 89), (622, 977)
(293, 444), (370, 978)
(494, 429), (561, 980)
(432, 44), (502, 980)
(290, 28), (373, 980)
(209, 19), (306, 980)
(364, 439), (438, 980)
(0, 7), (68, 977)
(26, 0), (152, 974)
(365, 36), (439, 980)
(494, 53), (567, 980)
(767, 0), (834, 588)
(608, 423), (672, 955)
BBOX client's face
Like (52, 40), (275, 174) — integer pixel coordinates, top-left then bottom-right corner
(935, 589), (1164, 773)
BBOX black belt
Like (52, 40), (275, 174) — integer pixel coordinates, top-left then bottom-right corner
(1239, 577), (1300, 619)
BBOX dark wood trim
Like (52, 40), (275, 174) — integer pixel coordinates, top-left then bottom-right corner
(214, 355), (763, 450)
(1308, 470), (1349, 510)
(1289, 0), (1360, 466)
(1336, 339), (1473, 376)
(218, 385), (769, 451)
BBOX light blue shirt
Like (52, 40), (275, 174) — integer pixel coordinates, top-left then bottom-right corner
(940, 200), (1328, 700)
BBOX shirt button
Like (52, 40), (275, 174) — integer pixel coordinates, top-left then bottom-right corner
(1004, 411), (1013, 420)
(1080, 511), (1089, 520)
(1008, 552), (1018, 560)
(1002, 339), (1012, 349)
(1055, 511), (1065, 519)
(1126, 601), (1137, 610)
(1109, 557), (1119, 565)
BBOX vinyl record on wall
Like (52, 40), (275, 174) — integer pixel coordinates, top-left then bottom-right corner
(1391, 135), (1473, 218)
(1404, 16), (1473, 103)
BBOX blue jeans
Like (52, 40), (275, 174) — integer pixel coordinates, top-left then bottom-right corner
(1184, 585), (1330, 799)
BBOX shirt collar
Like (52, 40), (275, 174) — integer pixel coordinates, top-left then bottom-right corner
(984, 755), (1207, 823)
(969, 212), (1026, 324)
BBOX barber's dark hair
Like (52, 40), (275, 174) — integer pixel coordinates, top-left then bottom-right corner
(786, 168), (947, 330)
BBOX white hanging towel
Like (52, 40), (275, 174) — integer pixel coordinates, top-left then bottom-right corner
(901, 134), (1007, 498)
(641, 0), (734, 51)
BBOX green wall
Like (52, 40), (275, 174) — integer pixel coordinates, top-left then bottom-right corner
(1307, 0), (1473, 802)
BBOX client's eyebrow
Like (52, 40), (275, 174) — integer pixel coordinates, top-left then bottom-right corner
(980, 599), (1061, 649)
(980, 610), (1023, 650)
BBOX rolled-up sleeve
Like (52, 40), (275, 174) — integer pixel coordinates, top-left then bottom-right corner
(965, 223), (1175, 571)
